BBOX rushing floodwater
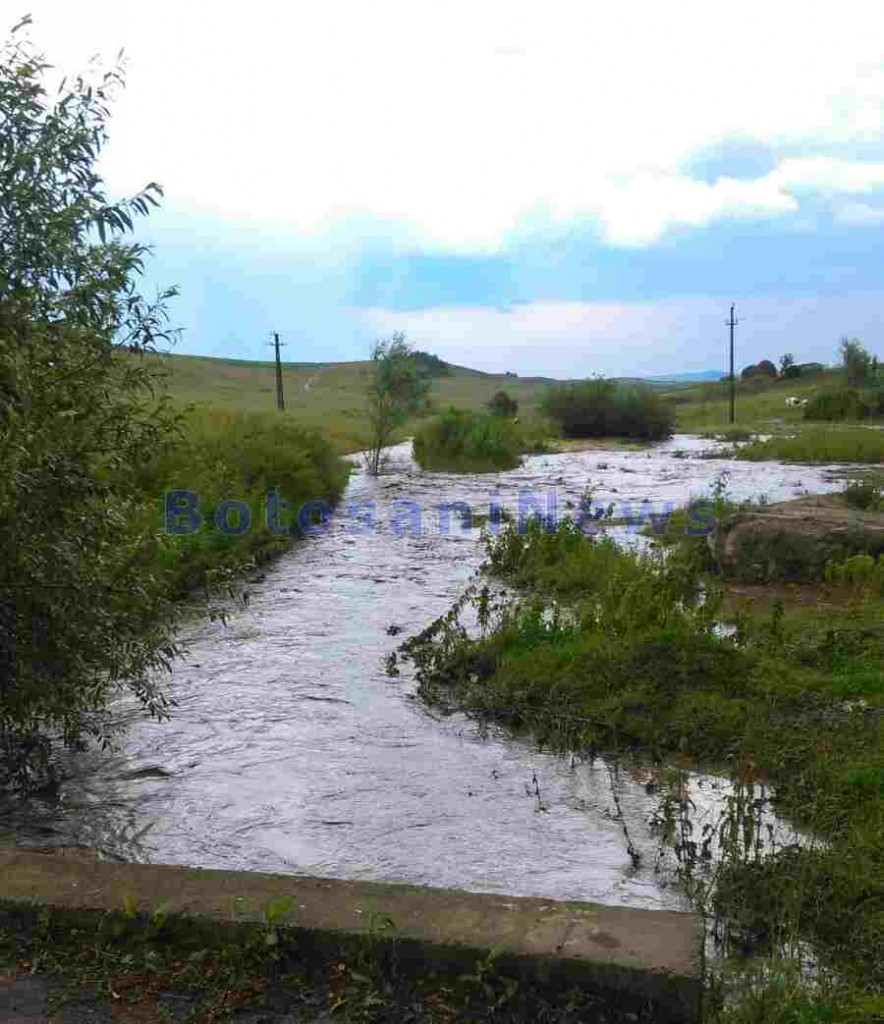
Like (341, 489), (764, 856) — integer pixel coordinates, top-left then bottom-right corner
(1, 437), (848, 910)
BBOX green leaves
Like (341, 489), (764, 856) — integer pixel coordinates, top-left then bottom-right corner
(0, 24), (182, 788)
(365, 332), (431, 474)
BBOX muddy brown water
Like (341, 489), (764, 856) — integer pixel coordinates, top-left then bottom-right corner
(0, 437), (849, 911)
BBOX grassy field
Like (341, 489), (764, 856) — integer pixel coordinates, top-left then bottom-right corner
(662, 371), (841, 433)
(148, 352), (555, 451)
(150, 352), (882, 469)
(736, 425), (884, 464)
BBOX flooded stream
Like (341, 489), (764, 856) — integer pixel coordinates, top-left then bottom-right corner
(0, 437), (848, 910)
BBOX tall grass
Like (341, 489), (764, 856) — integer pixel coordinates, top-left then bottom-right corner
(137, 407), (350, 595)
(737, 426), (884, 464)
(412, 407), (528, 472)
(541, 380), (675, 440)
(401, 516), (884, 1011)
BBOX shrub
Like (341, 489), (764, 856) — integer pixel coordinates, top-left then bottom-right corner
(803, 387), (879, 421)
(411, 350), (451, 377)
(141, 408), (350, 596)
(741, 360), (777, 380)
(841, 476), (884, 512)
(825, 553), (884, 597)
(412, 407), (523, 472)
(541, 379), (675, 440)
(487, 390), (518, 417)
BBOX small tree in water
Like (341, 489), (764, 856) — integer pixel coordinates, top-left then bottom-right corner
(365, 333), (430, 475)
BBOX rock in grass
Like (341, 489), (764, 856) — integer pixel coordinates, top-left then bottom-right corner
(715, 495), (884, 582)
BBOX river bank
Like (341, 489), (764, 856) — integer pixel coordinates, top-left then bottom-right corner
(2, 435), (876, 1021)
(398, 486), (883, 1020)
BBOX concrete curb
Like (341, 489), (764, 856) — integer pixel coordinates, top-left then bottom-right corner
(0, 850), (703, 1021)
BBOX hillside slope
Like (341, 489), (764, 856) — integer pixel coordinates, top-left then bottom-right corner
(148, 352), (555, 450)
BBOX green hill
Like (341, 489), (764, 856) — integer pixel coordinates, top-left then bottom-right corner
(147, 352), (555, 451)
(148, 351), (864, 451)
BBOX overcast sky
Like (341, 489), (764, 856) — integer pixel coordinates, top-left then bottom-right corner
(15, 1), (884, 376)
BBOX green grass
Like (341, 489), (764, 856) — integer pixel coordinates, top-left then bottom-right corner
(0, 900), (637, 1023)
(736, 426), (884, 464)
(667, 372), (836, 432)
(147, 351), (556, 452)
(138, 406), (351, 596)
(401, 517), (884, 1012)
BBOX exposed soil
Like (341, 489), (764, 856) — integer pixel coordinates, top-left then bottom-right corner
(721, 580), (873, 615)
(717, 494), (884, 582)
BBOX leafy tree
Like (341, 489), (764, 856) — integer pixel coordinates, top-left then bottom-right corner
(0, 19), (181, 787)
(364, 333), (430, 475)
(410, 350), (450, 377)
(840, 338), (876, 387)
(779, 352), (798, 378)
(487, 390), (518, 417)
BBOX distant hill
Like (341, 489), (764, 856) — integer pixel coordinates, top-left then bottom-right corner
(644, 370), (725, 383)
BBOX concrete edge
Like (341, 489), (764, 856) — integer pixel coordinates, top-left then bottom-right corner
(0, 851), (704, 1021)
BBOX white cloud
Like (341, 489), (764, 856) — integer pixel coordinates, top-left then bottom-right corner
(833, 200), (884, 224)
(13, 1), (884, 252)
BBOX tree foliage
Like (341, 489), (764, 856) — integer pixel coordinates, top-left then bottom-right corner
(0, 20), (181, 787)
(840, 337), (877, 388)
(779, 352), (799, 378)
(486, 390), (518, 417)
(364, 333), (430, 475)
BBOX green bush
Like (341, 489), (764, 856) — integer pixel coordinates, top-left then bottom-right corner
(825, 553), (884, 595)
(541, 379), (675, 440)
(487, 390), (518, 417)
(141, 408), (350, 596)
(841, 476), (884, 512)
(803, 387), (882, 421)
(412, 407), (524, 472)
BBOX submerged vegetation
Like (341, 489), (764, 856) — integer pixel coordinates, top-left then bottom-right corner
(400, 512), (884, 1020)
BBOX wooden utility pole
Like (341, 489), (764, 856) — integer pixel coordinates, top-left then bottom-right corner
(727, 303), (738, 424)
(270, 332), (285, 411)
